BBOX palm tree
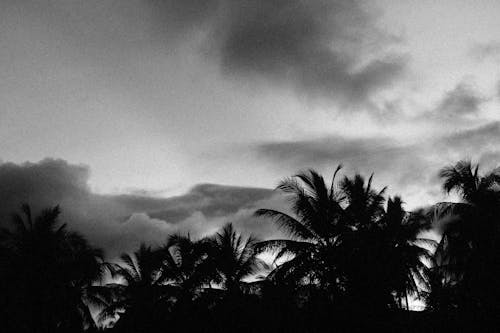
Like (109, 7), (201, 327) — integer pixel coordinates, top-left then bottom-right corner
(0, 204), (107, 332)
(99, 244), (166, 331)
(435, 160), (500, 314)
(158, 233), (216, 298)
(254, 167), (349, 296)
(194, 223), (269, 331)
(154, 234), (222, 331)
(207, 223), (268, 294)
(334, 173), (393, 311)
(339, 173), (386, 228)
(379, 197), (434, 310)
(255, 168), (433, 313)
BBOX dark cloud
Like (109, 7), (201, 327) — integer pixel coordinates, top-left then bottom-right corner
(0, 159), (282, 258)
(148, 0), (407, 106)
(255, 123), (500, 177)
(214, 0), (407, 106)
(5, 0), (406, 107)
(435, 81), (485, 116)
(256, 136), (403, 167)
(440, 122), (500, 147)
(147, 184), (273, 222)
(254, 135), (431, 191)
(437, 122), (500, 169)
(253, 122), (500, 204)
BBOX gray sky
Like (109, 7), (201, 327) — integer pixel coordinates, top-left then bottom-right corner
(2, 0), (500, 254)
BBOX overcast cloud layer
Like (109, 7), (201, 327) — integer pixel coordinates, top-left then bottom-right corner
(0, 0), (405, 107)
(2, 0), (500, 253)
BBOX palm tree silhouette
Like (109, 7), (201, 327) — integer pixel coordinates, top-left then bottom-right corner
(99, 243), (167, 331)
(255, 168), (433, 314)
(158, 233), (217, 299)
(207, 223), (268, 294)
(254, 167), (349, 295)
(340, 182), (432, 312)
(335, 173), (393, 311)
(380, 197), (434, 310)
(155, 233), (223, 331)
(435, 160), (500, 315)
(339, 173), (386, 228)
(0, 204), (106, 332)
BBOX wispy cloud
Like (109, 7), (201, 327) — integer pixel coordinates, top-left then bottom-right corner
(251, 122), (500, 206)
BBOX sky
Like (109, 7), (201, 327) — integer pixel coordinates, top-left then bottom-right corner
(1, 0), (500, 257)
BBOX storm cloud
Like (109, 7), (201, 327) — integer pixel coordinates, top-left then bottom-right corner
(147, 0), (408, 105)
(144, 0), (408, 105)
(0, 159), (283, 258)
(2, 0), (406, 108)
(213, 0), (407, 106)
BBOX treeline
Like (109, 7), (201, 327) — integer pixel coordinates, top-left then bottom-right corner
(1, 160), (500, 332)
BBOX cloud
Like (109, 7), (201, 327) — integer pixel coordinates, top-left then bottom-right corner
(254, 135), (430, 189)
(254, 124), (500, 173)
(2, 0), (406, 108)
(0, 159), (282, 258)
(435, 81), (485, 116)
(145, 183), (286, 239)
(147, 183), (273, 222)
(470, 41), (500, 62)
(412, 80), (487, 126)
(437, 122), (500, 169)
(256, 136), (403, 166)
(213, 0), (407, 106)
(252, 122), (500, 206)
(150, 0), (408, 106)
(440, 122), (500, 147)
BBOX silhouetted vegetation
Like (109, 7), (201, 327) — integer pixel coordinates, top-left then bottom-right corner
(2, 161), (500, 331)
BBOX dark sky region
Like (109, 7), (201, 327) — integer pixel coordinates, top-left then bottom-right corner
(2, 0), (500, 257)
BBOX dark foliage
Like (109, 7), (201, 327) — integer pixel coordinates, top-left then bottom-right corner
(2, 161), (500, 332)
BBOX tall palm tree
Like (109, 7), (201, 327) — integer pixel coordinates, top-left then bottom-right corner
(334, 174), (393, 310)
(154, 234), (222, 331)
(435, 160), (500, 313)
(254, 167), (349, 295)
(0, 204), (107, 333)
(255, 168), (432, 312)
(99, 244), (166, 330)
(379, 197), (434, 310)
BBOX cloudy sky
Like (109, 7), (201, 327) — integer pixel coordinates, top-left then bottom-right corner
(2, 0), (500, 257)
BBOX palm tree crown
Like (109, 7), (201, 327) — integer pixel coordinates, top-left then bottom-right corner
(208, 223), (267, 293)
(0, 204), (106, 332)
